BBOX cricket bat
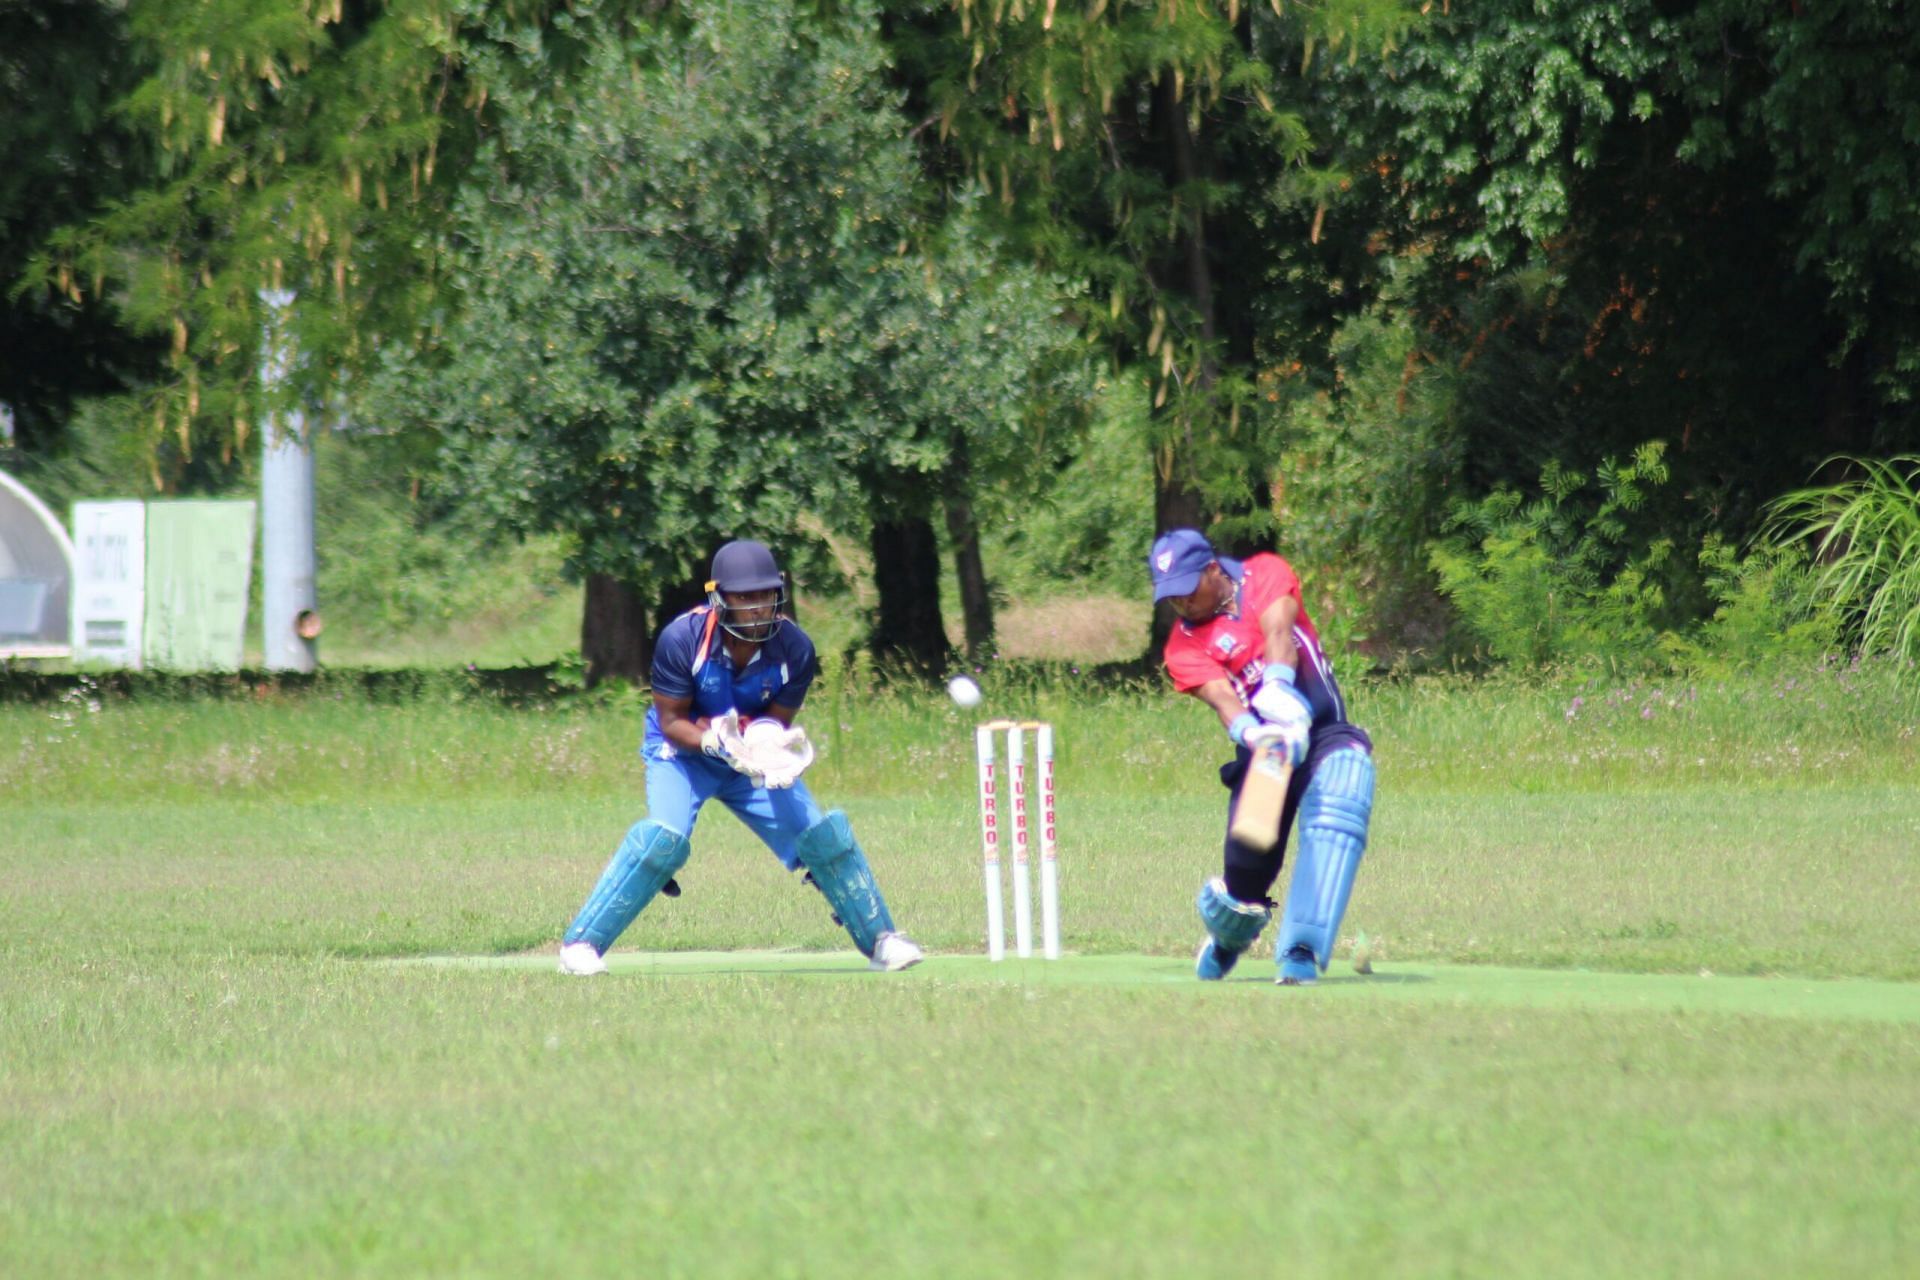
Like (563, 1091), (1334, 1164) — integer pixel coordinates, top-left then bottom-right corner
(1228, 745), (1293, 852)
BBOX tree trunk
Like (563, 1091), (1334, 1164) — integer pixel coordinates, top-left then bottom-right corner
(581, 573), (651, 687)
(1817, 342), (1870, 483)
(868, 512), (951, 674)
(650, 571), (710, 639)
(1147, 480), (1209, 659)
(943, 470), (994, 662)
(1145, 70), (1221, 662)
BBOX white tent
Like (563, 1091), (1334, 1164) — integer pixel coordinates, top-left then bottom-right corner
(0, 470), (76, 658)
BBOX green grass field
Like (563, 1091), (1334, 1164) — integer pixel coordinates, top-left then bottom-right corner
(5, 666), (1919, 1275)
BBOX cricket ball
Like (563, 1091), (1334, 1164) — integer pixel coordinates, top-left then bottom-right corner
(946, 675), (983, 709)
(743, 716), (788, 745)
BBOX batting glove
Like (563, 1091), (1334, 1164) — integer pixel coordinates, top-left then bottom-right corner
(1250, 663), (1312, 736)
(1228, 712), (1290, 752)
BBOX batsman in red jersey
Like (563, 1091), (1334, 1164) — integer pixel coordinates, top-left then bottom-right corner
(1150, 528), (1376, 984)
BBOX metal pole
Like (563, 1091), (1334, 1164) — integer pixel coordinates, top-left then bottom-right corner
(259, 289), (317, 672)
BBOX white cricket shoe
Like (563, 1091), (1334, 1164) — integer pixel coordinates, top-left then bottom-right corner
(869, 931), (925, 972)
(557, 941), (607, 976)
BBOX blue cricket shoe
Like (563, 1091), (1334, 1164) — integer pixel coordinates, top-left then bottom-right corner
(1276, 943), (1319, 985)
(1195, 938), (1244, 980)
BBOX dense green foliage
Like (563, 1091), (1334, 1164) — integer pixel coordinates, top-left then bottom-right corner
(367, 1), (1087, 609)
(309, 429), (577, 663)
(886, 0), (1412, 540)
(1315, 1), (1920, 567)
(13, 0), (1920, 669)
(23, 0), (527, 482)
(982, 376), (1156, 598)
(1272, 294), (1461, 652)
(0, 1), (162, 459)
(1429, 441), (1680, 666)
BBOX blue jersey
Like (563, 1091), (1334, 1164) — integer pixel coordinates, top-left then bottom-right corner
(642, 605), (819, 752)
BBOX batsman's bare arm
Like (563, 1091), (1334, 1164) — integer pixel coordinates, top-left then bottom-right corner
(1259, 591), (1301, 677)
(1189, 678), (1249, 735)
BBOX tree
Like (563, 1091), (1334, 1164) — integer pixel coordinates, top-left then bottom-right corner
(1315, 0), (1920, 564)
(27, 0), (558, 486)
(1, 1), (162, 463)
(883, 0), (1411, 654)
(375, 1), (1086, 679)
(854, 210), (1091, 666)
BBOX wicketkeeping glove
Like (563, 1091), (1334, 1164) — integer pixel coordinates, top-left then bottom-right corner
(741, 719), (816, 790)
(699, 712), (765, 784)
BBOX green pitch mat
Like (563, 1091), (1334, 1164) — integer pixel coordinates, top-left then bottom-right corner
(385, 950), (1920, 1024)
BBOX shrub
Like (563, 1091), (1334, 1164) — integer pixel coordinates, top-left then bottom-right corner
(1427, 442), (1676, 669)
(1276, 307), (1463, 658)
(1657, 537), (1834, 677)
(1762, 455), (1920, 666)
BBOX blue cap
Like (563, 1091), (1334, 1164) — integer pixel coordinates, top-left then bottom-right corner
(1148, 528), (1216, 602)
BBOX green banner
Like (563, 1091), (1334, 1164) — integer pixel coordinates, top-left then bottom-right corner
(143, 501), (256, 671)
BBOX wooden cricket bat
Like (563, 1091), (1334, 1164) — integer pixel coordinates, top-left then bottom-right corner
(1228, 745), (1293, 852)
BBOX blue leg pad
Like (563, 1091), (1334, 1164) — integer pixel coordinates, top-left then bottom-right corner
(793, 810), (895, 958)
(563, 820), (691, 953)
(1276, 748), (1374, 976)
(1195, 877), (1272, 980)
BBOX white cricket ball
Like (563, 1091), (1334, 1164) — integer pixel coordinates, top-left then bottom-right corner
(743, 716), (787, 746)
(946, 675), (983, 709)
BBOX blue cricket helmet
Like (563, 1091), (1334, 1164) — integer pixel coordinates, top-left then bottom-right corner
(707, 539), (787, 642)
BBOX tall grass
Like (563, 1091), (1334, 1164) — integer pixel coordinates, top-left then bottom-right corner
(7, 661), (1915, 806)
(1764, 454), (1920, 664)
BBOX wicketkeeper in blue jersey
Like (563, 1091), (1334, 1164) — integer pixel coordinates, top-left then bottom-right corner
(557, 539), (925, 975)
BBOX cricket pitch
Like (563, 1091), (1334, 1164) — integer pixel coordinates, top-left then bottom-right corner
(383, 950), (1920, 1025)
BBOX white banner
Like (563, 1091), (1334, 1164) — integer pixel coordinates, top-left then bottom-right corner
(71, 501), (146, 668)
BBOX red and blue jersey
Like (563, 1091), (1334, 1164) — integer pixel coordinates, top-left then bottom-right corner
(1162, 553), (1350, 726)
(643, 605), (818, 752)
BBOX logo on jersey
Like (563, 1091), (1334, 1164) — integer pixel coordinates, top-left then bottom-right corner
(1213, 633), (1239, 659)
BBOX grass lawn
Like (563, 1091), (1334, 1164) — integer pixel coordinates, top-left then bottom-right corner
(4, 667), (1918, 1275)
